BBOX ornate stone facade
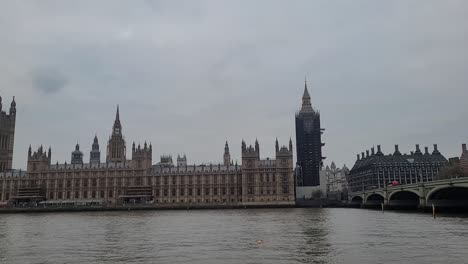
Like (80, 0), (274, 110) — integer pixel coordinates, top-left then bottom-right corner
(324, 162), (349, 200)
(0, 106), (295, 207)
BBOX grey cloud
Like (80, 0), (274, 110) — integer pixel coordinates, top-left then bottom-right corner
(0, 1), (467, 169)
(32, 68), (68, 94)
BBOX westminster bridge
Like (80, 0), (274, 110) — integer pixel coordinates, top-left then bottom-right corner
(349, 177), (468, 209)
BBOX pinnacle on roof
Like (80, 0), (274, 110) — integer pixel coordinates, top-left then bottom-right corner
(113, 105), (122, 131)
(114, 105), (121, 124)
(300, 79), (313, 113)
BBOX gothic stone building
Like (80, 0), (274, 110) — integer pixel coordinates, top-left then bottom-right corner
(0, 96), (16, 172)
(348, 144), (448, 192)
(0, 106), (295, 207)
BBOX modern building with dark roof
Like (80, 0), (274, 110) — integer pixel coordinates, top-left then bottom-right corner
(348, 144), (448, 192)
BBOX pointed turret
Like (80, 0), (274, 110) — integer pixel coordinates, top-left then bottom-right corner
(90, 135), (101, 164)
(71, 143), (83, 165)
(116, 104), (120, 121)
(289, 137), (293, 152)
(224, 140), (231, 166)
(224, 140), (230, 155)
(275, 138), (279, 152)
(255, 139), (260, 158)
(300, 80), (313, 113)
(113, 105), (122, 134)
(107, 105), (126, 163)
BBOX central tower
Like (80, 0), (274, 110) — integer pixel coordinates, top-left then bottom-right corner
(106, 105), (126, 163)
(295, 81), (324, 186)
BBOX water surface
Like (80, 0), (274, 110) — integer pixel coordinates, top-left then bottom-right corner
(0, 208), (467, 264)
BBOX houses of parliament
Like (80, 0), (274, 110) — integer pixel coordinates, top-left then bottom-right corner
(0, 99), (295, 207)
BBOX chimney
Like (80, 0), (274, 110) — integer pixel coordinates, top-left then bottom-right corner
(415, 144), (422, 155)
(371, 147), (375, 155)
(425, 146), (429, 154)
(366, 150), (370, 157)
(376, 145), (383, 155)
(361, 152), (365, 159)
(432, 144), (440, 155)
(394, 145), (401, 155)
(410, 151), (414, 155)
(463, 144), (467, 153)
(357, 154), (360, 161)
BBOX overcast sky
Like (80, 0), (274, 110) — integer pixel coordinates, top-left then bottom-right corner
(1, 1), (467, 170)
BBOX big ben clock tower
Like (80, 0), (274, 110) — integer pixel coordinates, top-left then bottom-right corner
(295, 80), (325, 186)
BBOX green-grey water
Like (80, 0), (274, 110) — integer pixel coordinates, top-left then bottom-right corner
(0, 208), (467, 264)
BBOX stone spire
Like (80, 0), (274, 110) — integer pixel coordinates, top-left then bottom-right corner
(113, 105), (121, 132)
(224, 140), (231, 166)
(90, 135), (101, 165)
(224, 141), (230, 155)
(71, 143), (83, 165)
(300, 79), (313, 113)
(107, 105), (126, 163)
(10, 96), (16, 116)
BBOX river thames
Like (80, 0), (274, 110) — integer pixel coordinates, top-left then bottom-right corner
(0, 208), (467, 264)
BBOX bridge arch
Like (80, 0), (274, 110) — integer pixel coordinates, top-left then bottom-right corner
(388, 190), (420, 208)
(350, 195), (363, 204)
(426, 186), (468, 209)
(388, 189), (420, 201)
(365, 193), (385, 203)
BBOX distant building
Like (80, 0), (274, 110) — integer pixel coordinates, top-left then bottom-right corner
(460, 144), (468, 174)
(295, 81), (324, 187)
(0, 96), (16, 172)
(325, 162), (349, 200)
(348, 144), (448, 192)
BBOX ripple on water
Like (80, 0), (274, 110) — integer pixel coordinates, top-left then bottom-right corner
(0, 208), (467, 264)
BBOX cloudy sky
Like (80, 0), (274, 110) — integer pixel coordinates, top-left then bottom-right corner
(1, 1), (467, 170)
